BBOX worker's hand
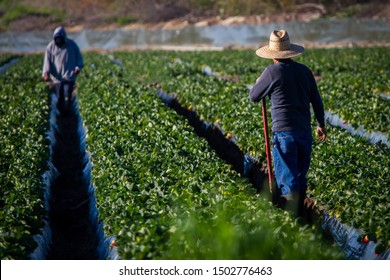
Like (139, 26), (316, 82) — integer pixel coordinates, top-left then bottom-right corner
(316, 126), (327, 142)
(74, 67), (80, 75)
(43, 73), (49, 82)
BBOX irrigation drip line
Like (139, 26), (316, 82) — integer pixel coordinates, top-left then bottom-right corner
(0, 57), (20, 77)
(30, 92), (116, 260)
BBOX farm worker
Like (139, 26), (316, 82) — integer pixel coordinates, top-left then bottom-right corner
(249, 30), (327, 205)
(42, 26), (83, 113)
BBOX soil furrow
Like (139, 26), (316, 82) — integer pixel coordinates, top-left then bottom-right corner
(31, 93), (111, 260)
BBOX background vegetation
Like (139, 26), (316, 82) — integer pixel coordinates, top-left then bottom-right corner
(0, 0), (388, 31)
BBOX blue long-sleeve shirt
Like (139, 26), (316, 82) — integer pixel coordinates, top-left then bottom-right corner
(249, 59), (325, 132)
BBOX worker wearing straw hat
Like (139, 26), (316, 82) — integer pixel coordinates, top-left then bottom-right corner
(249, 30), (327, 206)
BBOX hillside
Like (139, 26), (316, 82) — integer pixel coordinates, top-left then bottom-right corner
(1, 0), (389, 32)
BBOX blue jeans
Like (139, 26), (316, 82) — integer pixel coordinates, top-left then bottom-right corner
(272, 131), (312, 196)
(55, 81), (75, 115)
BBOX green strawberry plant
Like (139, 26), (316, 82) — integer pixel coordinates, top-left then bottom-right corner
(147, 49), (389, 247)
(0, 54), (49, 259)
(76, 53), (342, 259)
(3, 48), (387, 259)
(0, 53), (19, 66)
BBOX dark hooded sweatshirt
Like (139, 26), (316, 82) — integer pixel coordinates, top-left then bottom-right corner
(249, 59), (325, 132)
(42, 27), (84, 82)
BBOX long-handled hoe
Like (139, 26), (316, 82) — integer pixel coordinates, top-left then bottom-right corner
(262, 98), (273, 193)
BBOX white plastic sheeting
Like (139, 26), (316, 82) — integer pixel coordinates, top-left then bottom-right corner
(201, 64), (390, 260)
(0, 58), (20, 76)
(30, 93), (59, 260)
(73, 100), (116, 260)
(379, 93), (390, 101)
(30, 93), (117, 260)
(157, 88), (176, 106)
(202, 64), (390, 149)
(322, 213), (390, 260)
(325, 110), (390, 148)
(107, 55), (123, 66)
(1, 18), (389, 52)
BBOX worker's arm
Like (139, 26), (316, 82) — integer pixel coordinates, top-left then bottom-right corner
(42, 47), (51, 81)
(310, 81), (325, 127)
(249, 68), (273, 102)
(310, 74), (327, 141)
(74, 43), (84, 75)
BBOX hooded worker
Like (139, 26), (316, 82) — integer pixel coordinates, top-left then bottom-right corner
(42, 26), (83, 83)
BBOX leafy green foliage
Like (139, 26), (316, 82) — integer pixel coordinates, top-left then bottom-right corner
(0, 54), (19, 66)
(124, 48), (389, 246)
(77, 53), (341, 259)
(0, 55), (49, 259)
(4, 48), (388, 259)
(310, 126), (390, 244)
(0, 5), (64, 30)
(167, 194), (339, 259)
(303, 48), (390, 136)
(106, 16), (138, 25)
(158, 48), (390, 138)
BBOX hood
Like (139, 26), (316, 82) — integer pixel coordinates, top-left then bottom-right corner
(53, 26), (67, 40)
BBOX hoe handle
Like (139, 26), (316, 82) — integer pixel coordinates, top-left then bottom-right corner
(262, 98), (273, 193)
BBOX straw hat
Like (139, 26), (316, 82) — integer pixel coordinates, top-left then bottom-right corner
(256, 30), (304, 59)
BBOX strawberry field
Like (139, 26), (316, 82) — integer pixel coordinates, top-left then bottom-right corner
(0, 48), (389, 260)
(0, 55), (49, 258)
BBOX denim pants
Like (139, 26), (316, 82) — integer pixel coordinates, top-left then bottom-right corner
(272, 131), (313, 196)
(55, 81), (75, 115)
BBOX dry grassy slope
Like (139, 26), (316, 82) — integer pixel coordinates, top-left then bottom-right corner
(1, 0), (389, 32)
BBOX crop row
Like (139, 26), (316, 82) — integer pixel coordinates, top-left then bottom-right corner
(187, 65), (388, 246)
(158, 48), (390, 137)
(2, 49), (387, 259)
(76, 53), (342, 259)
(0, 53), (18, 66)
(110, 50), (389, 246)
(0, 55), (49, 259)
(228, 70), (387, 245)
(113, 48), (390, 149)
(306, 48), (390, 137)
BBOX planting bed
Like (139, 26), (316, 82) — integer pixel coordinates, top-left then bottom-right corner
(0, 54), (18, 66)
(1, 48), (388, 259)
(0, 55), (49, 259)
(76, 53), (342, 259)
(31, 93), (109, 259)
(162, 48), (390, 137)
(160, 54), (389, 248)
(0, 54), (20, 76)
